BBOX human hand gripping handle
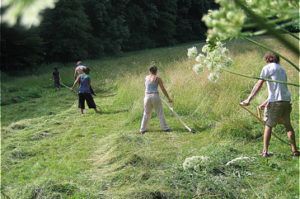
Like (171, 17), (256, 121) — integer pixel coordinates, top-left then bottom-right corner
(69, 76), (80, 92)
(240, 80), (264, 107)
(258, 103), (266, 110)
(258, 99), (269, 110)
(240, 98), (250, 106)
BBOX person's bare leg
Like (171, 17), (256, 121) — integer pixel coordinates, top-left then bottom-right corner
(263, 125), (272, 155)
(287, 130), (299, 153)
(285, 124), (299, 155)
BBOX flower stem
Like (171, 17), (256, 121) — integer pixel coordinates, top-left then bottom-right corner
(243, 18), (293, 29)
(233, 0), (299, 56)
(221, 68), (300, 87)
(242, 21), (300, 40)
(280, 29), (300, 40)
(243, 37), (300, 72)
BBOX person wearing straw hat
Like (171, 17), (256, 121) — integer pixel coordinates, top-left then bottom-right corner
(140, 65), (173, 134)
(240, 52), (299, 157)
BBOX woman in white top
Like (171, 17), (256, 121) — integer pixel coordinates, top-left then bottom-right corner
(140, 66), (173, 134)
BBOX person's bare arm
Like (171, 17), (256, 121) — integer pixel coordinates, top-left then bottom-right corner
(74, 69), (77, 80)
(240, 79), (264, 106)
(71, 76), (80, 90)
(258, 99), (269, 110)
(158, 77), (172, 103)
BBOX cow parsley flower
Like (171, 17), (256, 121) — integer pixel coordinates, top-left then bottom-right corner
(188, 41), (233, 82)
(208, 72), (219, 82)
(2, 0), (57, 27)
(225, 156), (256, 166)
(183, 156), (210, 171)
(195, 54), (205, 62)
(187, 47), (198, 58)
(193, 64), (204, 74)
(202, 0), (298, 43)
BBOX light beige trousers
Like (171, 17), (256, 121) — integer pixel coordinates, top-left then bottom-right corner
(140, 93), (169, 132)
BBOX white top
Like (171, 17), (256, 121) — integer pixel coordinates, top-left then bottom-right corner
(260, 63), (291, 102)
(75, 65), (87, 75)
(145, 76), (158, 94)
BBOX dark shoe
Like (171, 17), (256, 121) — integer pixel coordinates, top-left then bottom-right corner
(292, 151), (300, 157)
(261, 151), (272, 158)
(140, 130), (147, 135)
(163, 129), (172, 132)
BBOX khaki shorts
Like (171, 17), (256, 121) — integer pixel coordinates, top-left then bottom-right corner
(264, 101), (292, 130)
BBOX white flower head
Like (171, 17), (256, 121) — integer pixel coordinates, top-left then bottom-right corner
(189, 41), (232, 83)
(2, 0), (57, 27)
(183, 156), (210, 171)
(187, 47), (198, 58)
(225, 156), (256, 166)
(195, 53), (205, 62)
(193, 64), (204, 74)
(202, 45), (209, 53)
(208, 72), (219, 82)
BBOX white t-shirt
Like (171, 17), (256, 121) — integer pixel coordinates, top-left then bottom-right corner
(260, 63), (291, 102)
(75, 65), (87, 75)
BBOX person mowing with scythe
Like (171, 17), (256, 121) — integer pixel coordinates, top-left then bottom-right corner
(240, 52), (299, 157)
(52, 67), (61, 91)
(71, 67), (100, 114)
(74, 61), (96, 96)
(140, 65), (173, 134)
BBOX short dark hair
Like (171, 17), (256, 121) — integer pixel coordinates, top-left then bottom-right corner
(149, 65), (157, 75)
(54, 67), (58, 71)
(83, 67), (90, 74)
(264, 52), (280, 63)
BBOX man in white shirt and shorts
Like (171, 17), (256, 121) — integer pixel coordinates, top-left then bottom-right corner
(241, 52), (299, 157)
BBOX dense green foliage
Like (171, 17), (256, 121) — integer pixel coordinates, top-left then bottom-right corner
(0, 24), (43, 71)
(1, 37), (299, 198)
(40, 0), (92, 62)
(1, 0), (217, 71)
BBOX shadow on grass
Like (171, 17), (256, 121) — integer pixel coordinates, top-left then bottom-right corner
(141, 127), (195, 134)
(100, 109), (129, 115)
(193, 123), (214, 133)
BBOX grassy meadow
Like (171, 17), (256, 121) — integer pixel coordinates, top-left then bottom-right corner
(1, 36), (299, 198)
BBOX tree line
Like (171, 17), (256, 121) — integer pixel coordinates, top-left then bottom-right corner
(1, 0), (217, 72)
